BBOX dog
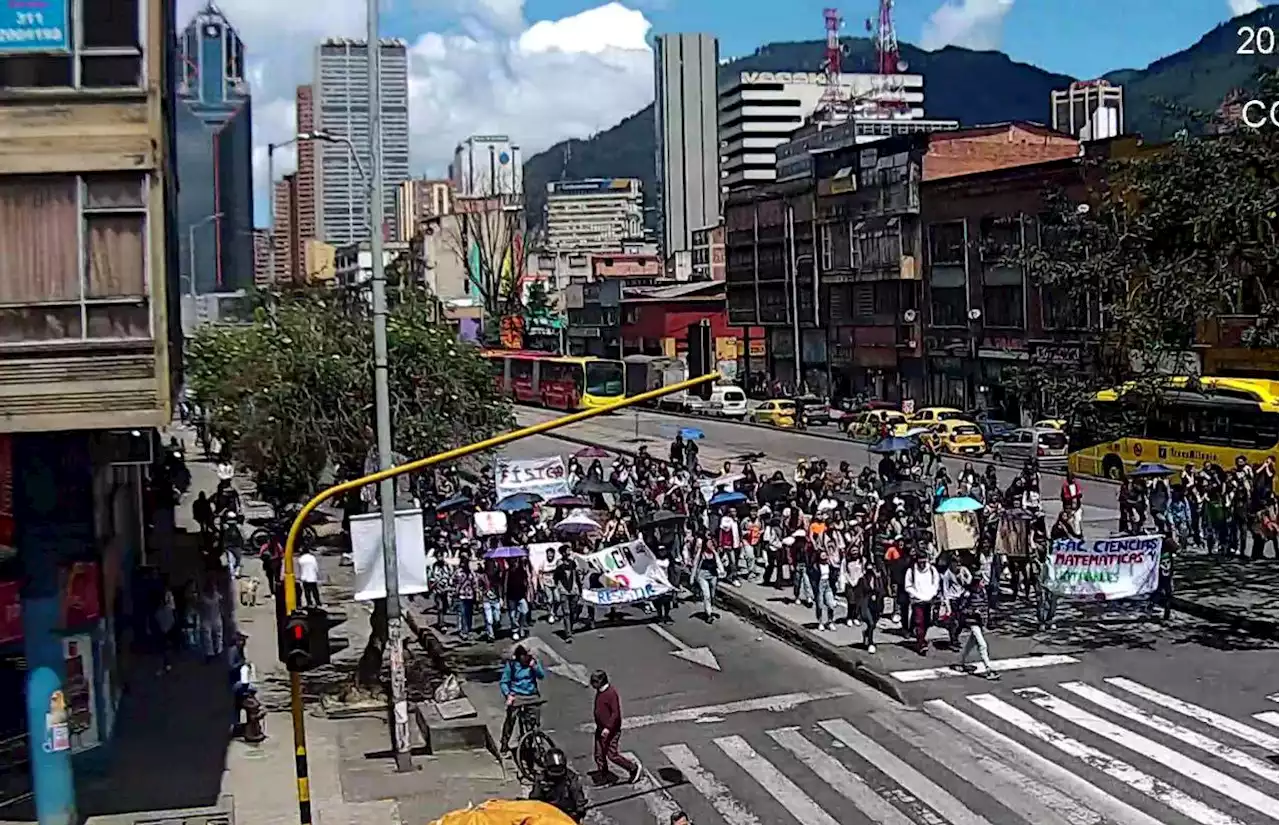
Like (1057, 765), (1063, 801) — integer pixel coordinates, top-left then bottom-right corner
(238, 575), (261, 607)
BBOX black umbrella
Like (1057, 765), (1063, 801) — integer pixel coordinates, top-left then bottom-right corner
(883, 480), (929, 497)
(575, 478), (619, 495)
(641, 509), (686, 528)
(758, 480), (792, 503)
(435, 493), (472, 512)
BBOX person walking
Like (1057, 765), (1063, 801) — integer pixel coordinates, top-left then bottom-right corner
(589, 669), (641, 785)
(297, 548), (321, 607)
(694, 537), (723, 623)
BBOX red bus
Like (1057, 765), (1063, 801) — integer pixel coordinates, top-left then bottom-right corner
(481, 350), (625, 411)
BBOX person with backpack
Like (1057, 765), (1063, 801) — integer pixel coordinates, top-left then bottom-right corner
(553, 551), (584, 642)
(498, 644), (545, 754)
(716, 509), (741, 585)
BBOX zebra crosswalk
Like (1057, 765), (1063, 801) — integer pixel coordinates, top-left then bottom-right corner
(584, 676), (1279, 825)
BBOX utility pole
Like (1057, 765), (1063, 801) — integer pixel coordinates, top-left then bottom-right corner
(366, 0), (412, 773)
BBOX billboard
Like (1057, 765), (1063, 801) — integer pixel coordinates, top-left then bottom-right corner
(548, 178), (638, 195)
(0, 0), (70, 53)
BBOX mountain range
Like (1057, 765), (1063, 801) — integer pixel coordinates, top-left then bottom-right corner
(523, 4), (1277, 229)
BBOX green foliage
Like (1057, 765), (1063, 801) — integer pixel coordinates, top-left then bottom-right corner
(523, 279), (554, 321)
(185, 287), (513, 509)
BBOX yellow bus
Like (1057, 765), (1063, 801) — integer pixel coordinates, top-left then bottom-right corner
(482, 350), (625, 411)
(1067, 376), (1279, 480)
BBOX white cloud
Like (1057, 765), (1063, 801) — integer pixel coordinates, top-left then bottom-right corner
(176, 0), (654, 218)
(919, 0), (1016, 51)
(1227, 0), (1262, 16)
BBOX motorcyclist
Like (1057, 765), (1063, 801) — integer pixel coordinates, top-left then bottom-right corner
(530, 747), (588, 822)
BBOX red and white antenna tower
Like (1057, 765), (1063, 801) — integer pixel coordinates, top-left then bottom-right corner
(817, 7), (848, 124)
(866, 0), (909, 116)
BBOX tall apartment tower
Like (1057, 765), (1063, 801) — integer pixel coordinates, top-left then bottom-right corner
(315, 38), (411, 245)
(653, 33), (720, 260)
(295, 84), (319, 253)
(1052, 79), (1124, 142)
(175, 1), (255, 293)
(450, 135), (523, 199)
(395, 178), (453, 241)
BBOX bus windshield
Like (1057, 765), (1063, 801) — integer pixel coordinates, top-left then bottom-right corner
(585, 361), (624, 397)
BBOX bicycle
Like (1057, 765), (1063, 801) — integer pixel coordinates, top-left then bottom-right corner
(509, 698), (557, 785)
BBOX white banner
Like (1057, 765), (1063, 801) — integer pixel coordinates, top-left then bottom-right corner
(1043, 534), (1162, 600)
(528, 541), (565, 574)
(350, 508), (430, 601)
(473, 510), (508, 537)
(577, 538), (673, 606)
(495, 456), (571, 502)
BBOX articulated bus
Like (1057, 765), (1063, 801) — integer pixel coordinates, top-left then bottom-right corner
(482, 350), (625, 411)
(1067, 376), (1279, 480)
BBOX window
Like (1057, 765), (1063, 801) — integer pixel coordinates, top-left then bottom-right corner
(819, 223), (833, 271)
(927, 222), (965, 266)
(0, 174), (149, 344)
(980, 216), (1025, 328)
(0, 0), (144, 90)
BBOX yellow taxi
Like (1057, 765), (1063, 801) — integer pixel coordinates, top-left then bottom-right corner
(1034, 418), (1066, 430)
(921, 420), (988, 456)
(751, 399), (797, 428)
(907, 406), (971, 426)
(844, 409), (908, 440)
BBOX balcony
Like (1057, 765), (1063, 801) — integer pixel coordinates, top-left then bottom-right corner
(0, 96), (174, 434)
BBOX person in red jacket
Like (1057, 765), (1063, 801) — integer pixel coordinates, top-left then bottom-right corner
(589, 669), (641, 785)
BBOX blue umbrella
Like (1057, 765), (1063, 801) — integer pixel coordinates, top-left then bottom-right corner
(679, 427), (705, 440)
(935, 496), (983, 514)
(709, 490), (747, 506)
(868, 436), (913, 454)
(495, 492), (541, 512)
(435, 494), (472, 513)
(1129, 462), (1177, 478)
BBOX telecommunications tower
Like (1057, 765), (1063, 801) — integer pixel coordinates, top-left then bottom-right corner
(865, 0), (909, 116)
(816, 7), (849, 124)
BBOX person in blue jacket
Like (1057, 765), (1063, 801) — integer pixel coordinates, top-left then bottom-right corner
(499, 644), (546, 753)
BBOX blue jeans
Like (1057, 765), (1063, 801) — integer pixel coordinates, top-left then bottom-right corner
(483, 597), (503, 638)
(456, 598), (474, 636)
(814, 579), (835, 625)
(696, 569), (718, 618)
(507, 597), (529, 636)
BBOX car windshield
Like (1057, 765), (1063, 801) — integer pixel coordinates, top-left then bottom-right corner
(584, 361), (624, 397)
(1039, 431), (1069, 449)
(936, 411), (966, 421)
(777, 402), (796, 412)
(953, 425), (981, 436)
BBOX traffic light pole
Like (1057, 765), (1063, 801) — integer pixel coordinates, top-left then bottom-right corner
(279, 371), (718, 824)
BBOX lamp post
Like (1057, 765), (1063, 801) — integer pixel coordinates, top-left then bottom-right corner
(266, 132), (331, 283)
(187, 212), (223, 298)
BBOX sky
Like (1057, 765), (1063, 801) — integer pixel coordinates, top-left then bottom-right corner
(174, 0), (1274, 227)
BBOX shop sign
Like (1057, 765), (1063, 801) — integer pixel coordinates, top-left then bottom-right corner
(1030, 342), (1085, 366)
(0, 0), (69, 54)
(747, 340), (767, 357)
(63, 633), (100, 753)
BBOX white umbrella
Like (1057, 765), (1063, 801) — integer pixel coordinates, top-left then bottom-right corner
(712, 472), (745, 490)
(555, 510), (601, 535)
(904, 427), (931, 438)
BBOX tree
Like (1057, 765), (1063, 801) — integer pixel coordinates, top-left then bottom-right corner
(1004, 68), (1278, 417)
(186, 285), (513, 687)
(441, 198), (540, 337)
(523, 278), (555, 322)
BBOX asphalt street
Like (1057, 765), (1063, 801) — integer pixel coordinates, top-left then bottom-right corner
(482, 432), (1280, 825)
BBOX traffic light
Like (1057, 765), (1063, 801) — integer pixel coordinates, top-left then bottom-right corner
(278, 602), (332, 673)
(687, 320), (713, 400)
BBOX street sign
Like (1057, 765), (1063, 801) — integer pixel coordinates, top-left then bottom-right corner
(0, 0), (70, 53)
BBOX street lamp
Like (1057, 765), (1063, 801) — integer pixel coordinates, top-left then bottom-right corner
(265, 131), (358, 282)
(188, 212), (223, 298)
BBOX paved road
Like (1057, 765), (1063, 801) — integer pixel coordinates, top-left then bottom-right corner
(482, 434), (1280, 825)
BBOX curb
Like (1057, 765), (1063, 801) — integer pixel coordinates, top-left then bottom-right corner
(713, 583), (907, 705)
(1169, 595), (1279, 641)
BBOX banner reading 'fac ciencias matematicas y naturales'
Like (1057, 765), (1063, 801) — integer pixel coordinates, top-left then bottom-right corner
(1043, 534), (1162, 600)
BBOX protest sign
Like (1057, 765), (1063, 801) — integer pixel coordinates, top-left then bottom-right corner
(473, 510), (508, 537)
(350, 508), (430, 601)
(527, 542), (565, 574)
(494, 456), (571, 501)
(1043, 534), (1161, 600)
(576, 538), (673, 606)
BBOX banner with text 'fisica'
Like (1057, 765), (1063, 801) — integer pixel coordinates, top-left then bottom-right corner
(1042, 534), (1162, 600)
(494, 456), (572, 501)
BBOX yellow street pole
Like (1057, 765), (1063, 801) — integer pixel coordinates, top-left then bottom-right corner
(281, 371), (719, 823)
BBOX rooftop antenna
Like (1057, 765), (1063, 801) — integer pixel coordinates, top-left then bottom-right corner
(817, 8), (850, 125)
(865, 0), (909, 117)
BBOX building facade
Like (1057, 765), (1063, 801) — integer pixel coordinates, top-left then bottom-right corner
(0, 0), (183, 817)
(719, 70), (926, 191)
(272, 174), (300, 284)
(315, 38), (410, 245)
(396, 177), (453, 241)
(451, 135), (523, 199)
(294, 83), (319, 253)
(174, 1), (254, 294)
(545, 179), (643, 254)
(252, 228), (271, 286)
(653, 33), (720, 260)
(690, 222), (725, 282)
(1052, 79), (1124, 142)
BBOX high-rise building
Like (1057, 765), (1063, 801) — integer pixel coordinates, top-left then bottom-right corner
(253, 228), (272, 287)
(545, 179), (644, 255)
(175, 1), (255, 293)
(315, 38), (410, 245)
(718, 70), (926, 190)
(1052, 80), (1124, 142)
(272, 175), (299, 284)
(653, 33), (720, 261)
(450, 135), (523, 199)
(295, 84), (319, 252)
(395, 178), (454, 241)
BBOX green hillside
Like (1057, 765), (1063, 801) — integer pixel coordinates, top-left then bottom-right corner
(523, 4), (1277, 229)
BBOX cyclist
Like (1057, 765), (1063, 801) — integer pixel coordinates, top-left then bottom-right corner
(498, 644), (545, 754)
(530, 748), (588, 822)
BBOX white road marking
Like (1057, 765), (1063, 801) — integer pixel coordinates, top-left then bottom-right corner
(623, 751), (683, 823)
(819, 718), (994, 825)
(648, 623), (722, 670)
(589, 687), (855, 731)
(714, 735), (841, 825)
(767, 727), (916, 825)
(886, 709), (1103, 825)
(1018, 686), (1277, 818)
(660, 743), (763, 825)
(1253, 711), (1280, 727)
(1268, 693), (1279, 703)
(967, 693), (1245, 825)
(889, 654), (1080, 683)
(1059, 681), (1279, 784)
(1105, 676), (1280, 753)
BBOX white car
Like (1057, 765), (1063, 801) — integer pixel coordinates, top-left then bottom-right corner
(991, 427), (1069, 463)
(704, 386), (748, 419)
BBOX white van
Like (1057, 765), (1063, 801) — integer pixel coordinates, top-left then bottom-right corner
(705, 385), (748, 419)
